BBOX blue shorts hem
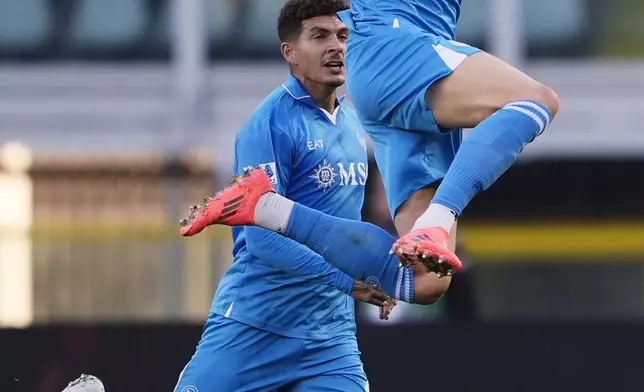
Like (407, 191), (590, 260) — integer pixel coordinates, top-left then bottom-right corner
(391, 174), (443, 218)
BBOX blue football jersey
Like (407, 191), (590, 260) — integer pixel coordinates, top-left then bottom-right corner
(210, 74), (369, 340)
(349, 0), (462, 39)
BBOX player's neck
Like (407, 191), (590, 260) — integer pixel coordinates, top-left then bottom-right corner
(295, 75), (337, 113)
(312, 92), (337, 113)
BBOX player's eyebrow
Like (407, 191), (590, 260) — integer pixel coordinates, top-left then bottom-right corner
(309, 26), (350, 36)
(309, 26), (331, 35)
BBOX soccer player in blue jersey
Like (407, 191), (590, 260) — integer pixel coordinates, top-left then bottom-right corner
(174, 1), (449, 391)
(334, 0), (560, 269)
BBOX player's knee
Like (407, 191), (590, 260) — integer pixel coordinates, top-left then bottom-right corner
(478, 83), (560, 125)
(531, 83), (560, 118)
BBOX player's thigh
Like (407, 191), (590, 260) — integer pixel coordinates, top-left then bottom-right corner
(363, 119), (462, 217)
(345, 22), (478, 134)
(427, 50), (560, 129)
(289, 373), (369, 392)
(174, 316), (300, 392)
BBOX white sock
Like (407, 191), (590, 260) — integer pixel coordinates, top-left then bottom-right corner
(412, 203), (456, 233)
(254, 193), (294, 234)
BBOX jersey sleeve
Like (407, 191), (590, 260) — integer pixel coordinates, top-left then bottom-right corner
(234, 117), (354, 295)
(233, 118), (291, 195)
(245, 226), (354, 295)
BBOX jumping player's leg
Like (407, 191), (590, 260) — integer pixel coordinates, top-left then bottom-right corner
(390, 47), (559, 262)
(402, 50), (559, 256)
(342, 17), (558, 266)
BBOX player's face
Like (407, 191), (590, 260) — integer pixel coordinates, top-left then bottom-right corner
(292, 16), (349, 87)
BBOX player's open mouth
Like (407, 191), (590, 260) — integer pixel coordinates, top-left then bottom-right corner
(324, 61), (344, 73)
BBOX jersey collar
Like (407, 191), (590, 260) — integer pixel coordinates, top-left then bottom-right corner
(282, 73), (346, 109)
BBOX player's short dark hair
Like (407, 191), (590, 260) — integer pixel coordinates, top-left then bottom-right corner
(277, 0), (350, 42)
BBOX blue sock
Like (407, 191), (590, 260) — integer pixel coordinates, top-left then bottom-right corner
(432, 100), (552, 216)
(285, 203), (414, 303)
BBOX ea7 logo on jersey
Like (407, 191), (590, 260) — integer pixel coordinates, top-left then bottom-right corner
(307, 139), (324, 150)
(243, 162), (278, 184)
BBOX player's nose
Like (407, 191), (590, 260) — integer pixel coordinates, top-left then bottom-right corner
(327, 36), (345, 53)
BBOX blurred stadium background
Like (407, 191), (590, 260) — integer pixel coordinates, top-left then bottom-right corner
(1, 0), (644, 390)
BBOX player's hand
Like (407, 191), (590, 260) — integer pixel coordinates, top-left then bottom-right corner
(351, 281), (397, 320)
(379, 297), (397, 320)
(351, 281), (388, 305)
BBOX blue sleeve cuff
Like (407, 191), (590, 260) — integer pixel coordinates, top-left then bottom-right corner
(336, 271), (354, 296)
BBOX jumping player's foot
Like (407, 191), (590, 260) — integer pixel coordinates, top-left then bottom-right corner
(179, 167), (275, 236)
(390, 227), (462, 278)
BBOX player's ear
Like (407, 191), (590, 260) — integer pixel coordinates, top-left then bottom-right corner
(281, 41), (297, 66)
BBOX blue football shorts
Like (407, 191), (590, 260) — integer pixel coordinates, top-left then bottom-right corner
(174, 315), (368, 392)
(340, 14), (480, 216)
